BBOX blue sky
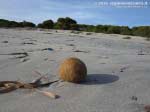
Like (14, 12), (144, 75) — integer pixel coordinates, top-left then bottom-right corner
(0, 0), (150, 27)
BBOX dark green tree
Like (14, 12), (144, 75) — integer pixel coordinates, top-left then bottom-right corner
(55, 17), (77, 30)
(0, 19), (10, 27)
(9, 21), (21, 27)
(20, 21), (36, 27)
(37, 20), (54, 29)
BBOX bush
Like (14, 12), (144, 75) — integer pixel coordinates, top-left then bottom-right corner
(9, 21), (21, 27)
(0, 19), (10, 27)
(120, 26), (132, 35)
(19, 21), (36, 27)
(70, 24), (79, 30)
(55, 17), (78, 30)
(78, 24), (88, 31)
(132, 26), (150, 37)
(85, 25), (95, 32)
(0, 19), (21, 27)
(0, 19), (35, 28)
(37, 20), (54, 29)
(107, 26), (121, 34)
(1, 18), (150, 39)
(94, 25), (109, 33)
(53, 23), (60, 29)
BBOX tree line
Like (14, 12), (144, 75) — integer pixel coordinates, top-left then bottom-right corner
(0, 17), (150, 38)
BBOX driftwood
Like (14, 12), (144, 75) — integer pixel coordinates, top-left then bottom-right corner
(0, 71), (59, 99)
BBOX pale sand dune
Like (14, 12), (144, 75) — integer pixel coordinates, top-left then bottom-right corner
(0, 28), (150, 112)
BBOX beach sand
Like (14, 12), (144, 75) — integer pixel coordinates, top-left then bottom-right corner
(0, 28), (150, 112)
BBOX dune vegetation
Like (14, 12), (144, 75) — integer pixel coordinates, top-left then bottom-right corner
(0, 17), (150, 40)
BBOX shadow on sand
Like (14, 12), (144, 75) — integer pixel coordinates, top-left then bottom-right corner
(81, 74), (119, 85)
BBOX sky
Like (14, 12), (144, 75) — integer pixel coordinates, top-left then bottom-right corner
(0, 0), (150, 27)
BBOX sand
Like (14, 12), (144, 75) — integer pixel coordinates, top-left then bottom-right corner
(0, 28), (150, 112)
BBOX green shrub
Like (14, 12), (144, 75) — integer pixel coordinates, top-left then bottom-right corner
(55, 17), (78, 30)
(1, 18), (150, 39)
(132, 26), (150, 37)
(78, 24), (88, 31)
(37, 20), (54, 29)
(94, 25), (109, 33)
(70, 24), (79, 30)
(107, 26), (121, 34)
(0, 19), (10, 27)
(120, 26), (132, 35)
(19, 21), (36, 27)
(0, 19), (35, 28)
(86, 25), (95, 32)
(9, 21), (21, 27)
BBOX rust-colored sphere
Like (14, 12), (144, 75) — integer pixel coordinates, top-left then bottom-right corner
(59, 57), (87, 83)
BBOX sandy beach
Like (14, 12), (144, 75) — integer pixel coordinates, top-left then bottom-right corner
(0, 28), (150, 112)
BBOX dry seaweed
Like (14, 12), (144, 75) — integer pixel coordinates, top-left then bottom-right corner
(0, 71), (59, 99)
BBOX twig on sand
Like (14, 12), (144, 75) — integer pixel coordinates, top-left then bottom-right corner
(36, 89), (59, 99)
(33, 71), (50, 83)
(120, 65), (130, 72)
